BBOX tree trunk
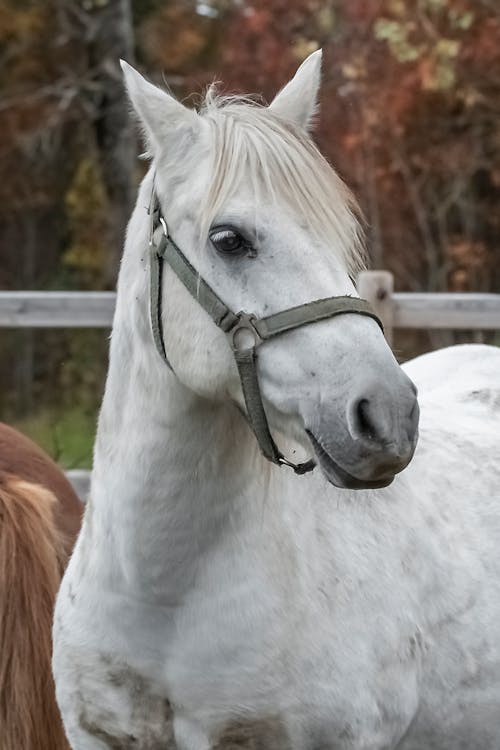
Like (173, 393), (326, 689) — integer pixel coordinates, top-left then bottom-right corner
(86, 0), (137, 286)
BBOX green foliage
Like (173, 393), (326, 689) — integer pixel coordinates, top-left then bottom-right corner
(374, 2), (476, 91)
(448, 8), (474, 30)
(419, 0), (447, 12)
(0, 328), (107, 464)
(63, 157), (109, 289)
(58, 329), (108, 412)
(374, 19), (423, 63)
(315, 6), (336, 35)
(13, 405), (97, 468)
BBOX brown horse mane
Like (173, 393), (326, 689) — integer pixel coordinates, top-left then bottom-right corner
(0, 424), (83, 750)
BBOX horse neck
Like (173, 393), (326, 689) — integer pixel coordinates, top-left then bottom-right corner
(90, 187), (269, 600)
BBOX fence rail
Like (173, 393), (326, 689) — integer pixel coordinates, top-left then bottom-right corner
(1, 273), (499, 344)
(66, 470), (91, 500)
(355, 271), (500, 343)
(0, 291), (116, 327)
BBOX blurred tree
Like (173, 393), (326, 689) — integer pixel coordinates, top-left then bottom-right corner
(135, 0), (499, 298)
(0, 0), (135, 418)
(337, 0), (500, 297)
(2, 0), (497, 300)
(67, 0), (137, 281)
(0, 0), (135, 291)
(200, 0), (500, 297)
(55, 0), (137, 284)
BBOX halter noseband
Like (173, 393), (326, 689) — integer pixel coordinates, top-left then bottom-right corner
(148, 193), (383, 475)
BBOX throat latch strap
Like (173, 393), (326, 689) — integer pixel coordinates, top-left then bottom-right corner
(148, 198), (383, 475)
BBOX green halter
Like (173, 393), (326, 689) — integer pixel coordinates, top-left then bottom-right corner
(148, 194), (383, 475)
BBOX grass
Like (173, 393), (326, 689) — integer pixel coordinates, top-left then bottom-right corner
(13, 405), (97, 469)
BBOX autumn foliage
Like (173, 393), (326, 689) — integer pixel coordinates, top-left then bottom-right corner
(1, 0), (498, 293)
(132, 0), (500, 296)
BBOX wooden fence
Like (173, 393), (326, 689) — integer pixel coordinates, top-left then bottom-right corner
(356, 272), (500, 344)
(2, 272), (499, 499)
(1, 272), (499, 346)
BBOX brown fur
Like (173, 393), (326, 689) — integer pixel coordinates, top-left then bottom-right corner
(0, 423), (82, 556)
(213, 717), (291, 749)
(0, 424), (83, 750)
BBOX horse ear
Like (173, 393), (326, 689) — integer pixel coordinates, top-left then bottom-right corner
(120, 60), (198, 154)
(269, 49), (322, 132)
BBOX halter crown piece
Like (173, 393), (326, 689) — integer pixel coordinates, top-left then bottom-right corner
(148, 189), (383, 475)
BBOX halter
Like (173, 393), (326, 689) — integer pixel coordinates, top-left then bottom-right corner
(148, 193), (383, 475)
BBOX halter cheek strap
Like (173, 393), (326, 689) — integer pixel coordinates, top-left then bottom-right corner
(148, 196), (383, 475)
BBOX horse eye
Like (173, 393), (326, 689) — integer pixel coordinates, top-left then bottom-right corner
(210, 227), (250, 256)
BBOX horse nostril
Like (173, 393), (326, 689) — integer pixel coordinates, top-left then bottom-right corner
(350, 398), (379, 442)
(347, 380), (419, 451)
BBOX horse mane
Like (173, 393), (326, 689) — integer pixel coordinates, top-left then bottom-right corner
(0, 424), (82, 750)
(0, 474), (70, 750)
(196, 87), (366, 276)
(0, 423), (82, 557)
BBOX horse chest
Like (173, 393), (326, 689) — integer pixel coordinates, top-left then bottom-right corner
(56, 576), (420, 750)
(55, 512), (428, 749)
(146, 595), (420, 749)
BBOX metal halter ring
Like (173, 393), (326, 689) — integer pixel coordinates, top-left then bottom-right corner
(229, 313), (264, 353)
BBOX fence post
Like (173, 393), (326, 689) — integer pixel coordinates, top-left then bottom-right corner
(357, 270), (394, 345)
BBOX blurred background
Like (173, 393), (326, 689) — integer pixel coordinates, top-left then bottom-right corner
(0, 0), (499, 467)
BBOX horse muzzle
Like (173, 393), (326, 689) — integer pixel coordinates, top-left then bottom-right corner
(305, 376), (420, 489)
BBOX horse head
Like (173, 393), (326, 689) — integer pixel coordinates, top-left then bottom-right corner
(121, 51), (419, 490)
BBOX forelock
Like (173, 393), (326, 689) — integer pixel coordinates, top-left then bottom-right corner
(197, 88), (366, 275)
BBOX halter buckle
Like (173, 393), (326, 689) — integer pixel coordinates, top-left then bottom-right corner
(159, 217), (168, 237)
(148, 188), (169, 247)
(229, 312), (263, 352)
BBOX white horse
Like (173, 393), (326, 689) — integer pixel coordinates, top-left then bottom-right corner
(53, 51), (500, 749)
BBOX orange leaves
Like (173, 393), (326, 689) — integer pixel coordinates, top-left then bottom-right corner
(0, 0), (498, 297)
(139, 4), (213, 73)
(241, 6), (273, 36)
(446, 239), (493, 292)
